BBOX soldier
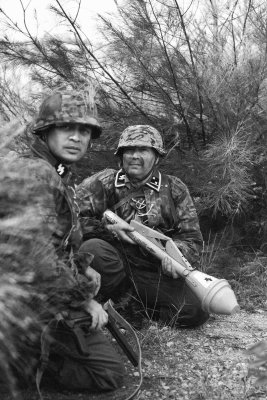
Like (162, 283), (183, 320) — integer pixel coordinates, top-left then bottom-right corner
(14, 87), (124, 392)
(77, 125), (209, 328)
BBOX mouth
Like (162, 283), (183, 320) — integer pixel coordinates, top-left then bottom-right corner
(65, 146), (81, 152)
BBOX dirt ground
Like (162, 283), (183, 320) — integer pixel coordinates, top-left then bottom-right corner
(1, 310), (267, 400)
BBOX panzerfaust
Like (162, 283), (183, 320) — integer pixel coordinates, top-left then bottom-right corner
(104, 210), (240, 316)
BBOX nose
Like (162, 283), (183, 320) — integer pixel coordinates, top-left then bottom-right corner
(131, 148), (140, 158)
(69, 126), (81, 142)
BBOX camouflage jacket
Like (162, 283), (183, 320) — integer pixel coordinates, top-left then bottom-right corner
(77, 168), (203, 265)
(21, 138), (93, 279)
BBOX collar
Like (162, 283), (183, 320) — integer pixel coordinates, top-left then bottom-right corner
(115, 169), (162, 192)
(31, 137), (70, 179)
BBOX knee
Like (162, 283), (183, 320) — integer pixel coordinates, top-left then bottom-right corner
(54, 330), (126, 392)
(79, 238), (109, 256)
(79, 239), (125, 299)
(79, 239), (122, 271)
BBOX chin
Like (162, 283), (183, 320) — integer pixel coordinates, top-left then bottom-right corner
(128, 172), (142, 180)
(60, 156), (80, 164)
(63, 152), (84, 163)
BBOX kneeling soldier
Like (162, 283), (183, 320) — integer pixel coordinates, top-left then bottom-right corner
(16, 87), (124, 392)
(77, 125), (209, 328)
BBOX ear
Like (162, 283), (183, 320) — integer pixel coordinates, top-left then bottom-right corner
(117, 156), (123, 169)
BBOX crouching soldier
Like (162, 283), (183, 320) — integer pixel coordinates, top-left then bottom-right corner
(77, 125), (209, 329)
(16, 87), (124, 392)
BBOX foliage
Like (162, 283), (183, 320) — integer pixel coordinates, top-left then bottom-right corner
(1, 0), (267, 219)
(97, 0), (267, 217)
(196, 121), (259, 216)
(0, 0), (267, 247)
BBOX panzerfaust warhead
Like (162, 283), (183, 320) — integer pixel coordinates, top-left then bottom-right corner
(103, 210), (240, 316)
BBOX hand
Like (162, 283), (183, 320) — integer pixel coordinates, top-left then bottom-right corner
(106, 221), (136, 244)
(85, 266), (101, 296)
(161, 256), (180, 279)
(83, 299), (108, 330)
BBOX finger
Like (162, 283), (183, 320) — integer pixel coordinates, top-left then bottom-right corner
(117, 222), (135, 232)
(125, 226), (135, 232)
(90, 313), (97, 330)
(124, 236), (136, 244)
(96, 274), (101, 291)
(171, 265), (180, 279)
(162, 257), (171, 273)
(96, 311), (107, 330)
(120, 231), (136, 244)
(162, 256), (169, 268)
(95, 317), (101, 331)
(94, 281), (101, 296)
(100, 310), (108, 328)
(161, 260), (167, 273)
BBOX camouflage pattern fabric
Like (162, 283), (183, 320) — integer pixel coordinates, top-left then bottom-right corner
(115, 125), (166, 156)
(20, 137), (94, 284)
(31, 89), (102, 139)
(77, 168), (203, 265)
(13, 138), (124, 392)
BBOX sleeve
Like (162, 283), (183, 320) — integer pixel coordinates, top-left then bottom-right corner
(169, 176), (203, 266)
(76, 169), (116, 241)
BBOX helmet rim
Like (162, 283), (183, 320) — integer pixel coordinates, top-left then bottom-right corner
(31, 118), (102, 139)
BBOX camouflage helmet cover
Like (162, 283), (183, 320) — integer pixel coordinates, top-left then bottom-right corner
(31, 88), (102, 139)
(115, 125), (166, 156)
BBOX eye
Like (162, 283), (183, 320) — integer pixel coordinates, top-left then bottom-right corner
(79, 127), (91, 136)
(56, 124), (72, 131)
(60, 124), (72, 131)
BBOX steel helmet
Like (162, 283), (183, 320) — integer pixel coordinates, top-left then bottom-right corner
(115, 125), (166, 156)
(31, 88), (102, 139)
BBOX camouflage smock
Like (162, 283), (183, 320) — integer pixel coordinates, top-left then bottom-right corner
(20, 137), (94, 298)
(77, 168), (203, 265)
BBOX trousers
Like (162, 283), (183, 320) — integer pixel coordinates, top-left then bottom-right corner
(46, 329), (125, 391)
(80, 239), (209, 328)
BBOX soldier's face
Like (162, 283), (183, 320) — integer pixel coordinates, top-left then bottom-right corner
(123, 147), (158, 180)
(47, 123), (92, 164)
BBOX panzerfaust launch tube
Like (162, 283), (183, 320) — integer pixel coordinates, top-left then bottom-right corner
(103, 210), (240, 316)
(103, 210), (192, 275)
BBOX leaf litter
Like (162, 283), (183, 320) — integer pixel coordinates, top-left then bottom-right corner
(1, 310), (267, 400)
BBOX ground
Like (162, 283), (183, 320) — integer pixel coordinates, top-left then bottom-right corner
(2, 310), (267, 400)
